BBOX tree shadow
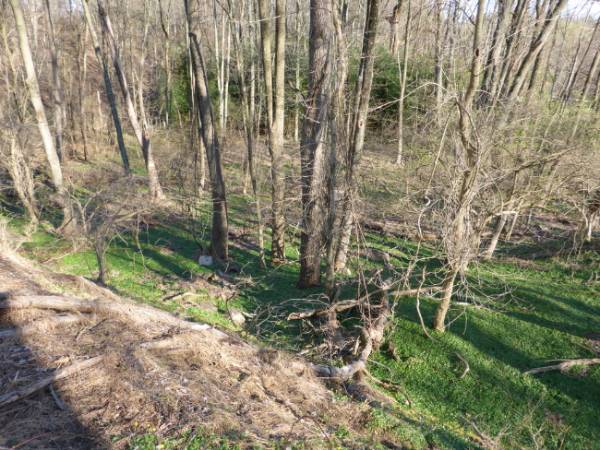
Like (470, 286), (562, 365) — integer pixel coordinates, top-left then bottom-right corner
(446, 320), (600, 448)
(0, 300), (100, 449)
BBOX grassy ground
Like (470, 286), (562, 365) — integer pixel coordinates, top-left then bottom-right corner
(1, 144), (599, 449)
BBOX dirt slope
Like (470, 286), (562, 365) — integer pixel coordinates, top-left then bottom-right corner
(0, 251), (366, 449)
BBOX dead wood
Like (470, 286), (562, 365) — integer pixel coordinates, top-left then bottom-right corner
(288, 286), (442, 321)
(455, 352), (470, 379)
(0, 314), (83, 339)
(524, 358), (600, 374)
(312, 298), (391, 383)
(0, 294), (230, 340)
(0, 356), (103, 408)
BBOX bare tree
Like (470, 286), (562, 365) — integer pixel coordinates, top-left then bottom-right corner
(185, 0), (229, 261)
(96, 0), (165, 201)
(433, 0), (486, 332)
(298, 0), (334, 287)
(44, 0), (66, 161)
(82, 0), (130, 174)
(258, 0), (287, 263)
(9, 0), (73, 230)
(331, 0), (380, 275)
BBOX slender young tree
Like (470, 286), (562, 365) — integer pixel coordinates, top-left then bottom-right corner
(82, 0), (130, 174)
(433, 0), (486, 332)
(332, 0), (381, 274)
(44, 0), (66, 161)
(9, 0), (73, 230)
(96, 0), (165, 200)
(258, 0), (287, 263)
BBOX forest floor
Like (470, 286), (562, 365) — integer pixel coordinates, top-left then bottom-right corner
(1, 136), (599, 449)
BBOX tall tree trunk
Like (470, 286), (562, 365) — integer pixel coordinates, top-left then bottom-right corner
(185, 0), (229, 261)
(81, 0), (130, 174)
(433, 0), (486, 332)
(9, 0), (73, 230)
(44, 0), (66, 162)
(331, 0), (380, 275)
(258, 0), (287, 263)
(433, 0), (445, 121)
(97, 0), (165, 201)
(395, 0), (411, 165)
(158, 0), (172, 126)
(479, 0), (514, 104)
(506, 0), (568, 101)
(293, 0), (301, 143)
(229, 0), (266, 267)
(298, 0), (334, 287)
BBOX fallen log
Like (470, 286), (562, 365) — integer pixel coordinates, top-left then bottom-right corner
(524, 358), (600, 375)
(0, 295), (230, 340)
(0, 356), (103, 408)
(0, 314), (83, 339)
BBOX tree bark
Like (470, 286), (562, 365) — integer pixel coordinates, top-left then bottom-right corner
(9, 0), (73, 230)
(185, 0), (229, 261)
(81, 0), (130, 174)
(44, 0), (66, 161)
(258, 0), (287, 263)
(96, 0), (164, 201)
(298, 0), (334, 287)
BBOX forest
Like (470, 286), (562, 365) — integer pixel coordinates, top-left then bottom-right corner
(0, 0), (599, 448)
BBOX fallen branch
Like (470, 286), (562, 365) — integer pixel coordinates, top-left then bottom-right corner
(288, 286), (441, 321)
(0, 314), (83, 339)
(0, 295), (231, 340)
(0, 356), (103, 408)
(455, 352), (470, 379)
(312, 299), (391, 383)
(524, 358), (600, 375)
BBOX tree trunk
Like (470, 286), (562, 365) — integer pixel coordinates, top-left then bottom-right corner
(395, 0), (411, 165)
(432, 268), (458, 331)
(482, 214), (508, 260)
(9, 0), (73, 230)
(230, 0), (266, 267)
(44, 0), (66, 162)
(298, 0), (334, 287)
(433, 0), (486, 332)
(258, 0), (287, 263)
(185, 0), (229, 261)
(332, 0), (381, 274)
(81, 0), (130, 174)
(97, 0), (164, 201)
(506, 0), (568, 101)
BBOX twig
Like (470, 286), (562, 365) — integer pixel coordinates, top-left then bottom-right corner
(455, 352), (470, 379)
(287, 286), (442, 321)
(49, 384), (67, 410)
(0, 356), (103, 408)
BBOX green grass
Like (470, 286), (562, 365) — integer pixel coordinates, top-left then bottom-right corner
(3, 196), (599, 448)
